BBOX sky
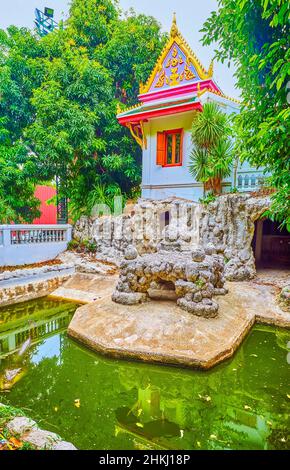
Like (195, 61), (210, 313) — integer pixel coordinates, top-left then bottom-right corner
(0, 0), (239, 98)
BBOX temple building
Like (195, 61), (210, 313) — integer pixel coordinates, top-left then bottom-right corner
(117, 15), (264, 201)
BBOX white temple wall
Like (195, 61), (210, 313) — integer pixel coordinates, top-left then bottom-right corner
(142, 111), (204, 201)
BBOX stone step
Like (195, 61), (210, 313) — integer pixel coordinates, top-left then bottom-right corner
(50, 287), (101, 304)
(50, 273), (118, 304)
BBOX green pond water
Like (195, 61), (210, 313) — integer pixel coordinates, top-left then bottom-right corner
(0, 297), (289, 450)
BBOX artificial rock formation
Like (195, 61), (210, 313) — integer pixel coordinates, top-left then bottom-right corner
(73, 198), (201, 263)
(199, 194), (271, 281)
(74, 194), (270, 281)
(112, 244), (227, 318)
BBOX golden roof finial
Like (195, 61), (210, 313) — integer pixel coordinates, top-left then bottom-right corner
(208, 59), (214, 78)
(116, 102), (122, 114)
(170, 12), (178, 38)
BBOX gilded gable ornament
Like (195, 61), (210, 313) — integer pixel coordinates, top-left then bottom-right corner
(142, 13), (211, 93)
(155, 69), (166, 88)
(165, 54), (183, 69)
(184, 64), (195, 81)
(186, 56), (192, 66)
(170, 67), (180, 86)
(157, 44), (197, 87)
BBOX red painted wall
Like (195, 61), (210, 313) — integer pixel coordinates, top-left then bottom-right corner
(33, 185), (57, 224)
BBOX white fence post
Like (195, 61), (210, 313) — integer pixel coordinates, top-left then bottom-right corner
(66, 226), (72, 242)
(2, 227), (11, 247)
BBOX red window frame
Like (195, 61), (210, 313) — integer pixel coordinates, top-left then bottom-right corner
(163, 128), (183, 167)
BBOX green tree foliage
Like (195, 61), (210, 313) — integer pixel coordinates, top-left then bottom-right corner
(201, 0), (290, 228)
(0, 138), (40, 223)
(0, 0), (166, 221)
(26, 29), (114, 219)
(0, 28), (43, 222)
(0, 27), (44, 139)
(189, 103), (233, 195)
(68, 0), (118, 49)
(99, 10), (168, 104)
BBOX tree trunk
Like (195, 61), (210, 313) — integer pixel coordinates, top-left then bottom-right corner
(233, 157), (239, 188)
(209, 177), (222, 195)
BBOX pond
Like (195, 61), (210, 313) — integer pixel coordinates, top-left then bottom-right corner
(0, 297), (289, 450)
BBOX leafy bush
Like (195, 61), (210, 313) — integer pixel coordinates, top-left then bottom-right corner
(67, 239), (80, 251)
(229, 187), (239, 194)
(199, 192), (216, 205)
(82, 240), (97, 253)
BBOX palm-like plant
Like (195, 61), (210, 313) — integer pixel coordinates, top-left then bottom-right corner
(191, 103), (229, 148)
(211, 139), (233, 178)
(210, 138), (233, 194)
(188, 147), (209, 183)
(189, 103), (233, 195)
(88, 182), (122, 215)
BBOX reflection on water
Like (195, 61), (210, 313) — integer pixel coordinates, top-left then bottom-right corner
(0, 298), (289, 450)
(0, 298), (76, 357)
(0, 298), (76, 390)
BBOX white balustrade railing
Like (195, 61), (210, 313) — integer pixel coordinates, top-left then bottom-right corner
(10, 228), (67, 245)
(0, 224), (72, 267)
(237, 172), (266, 192)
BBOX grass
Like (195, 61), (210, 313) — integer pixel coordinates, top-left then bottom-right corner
(0, 403), (23, 425)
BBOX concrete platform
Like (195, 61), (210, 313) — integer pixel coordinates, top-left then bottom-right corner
(68, 276), (290, 369)
(49, 273), (118, 304)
